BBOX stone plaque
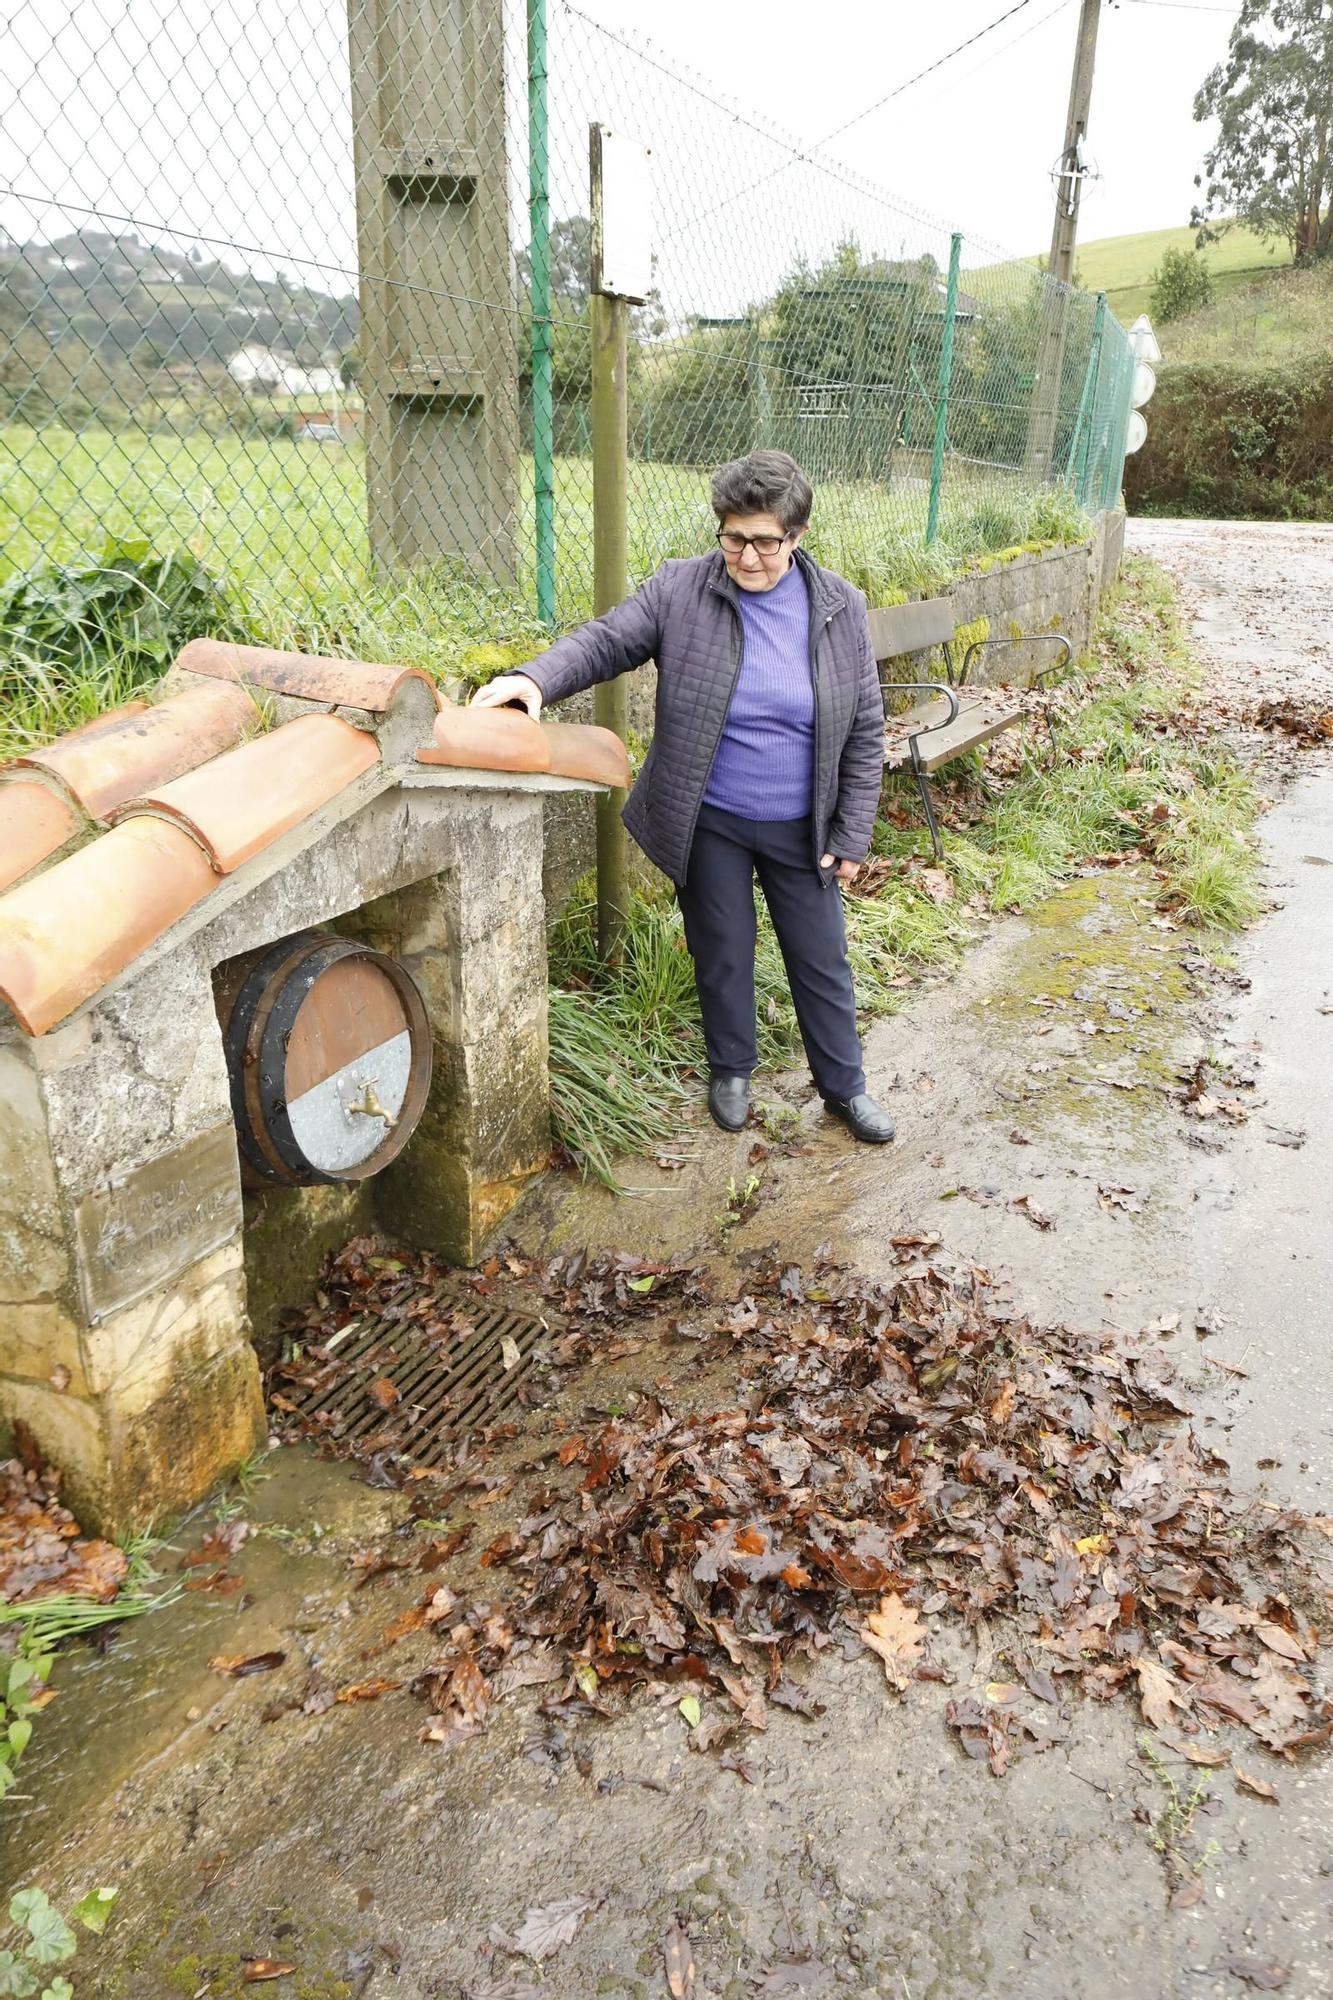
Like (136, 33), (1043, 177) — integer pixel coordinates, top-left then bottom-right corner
(75, 1125), (242, 1323)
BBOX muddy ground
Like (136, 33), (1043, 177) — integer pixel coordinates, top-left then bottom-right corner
(3, 522), (1332, 2000)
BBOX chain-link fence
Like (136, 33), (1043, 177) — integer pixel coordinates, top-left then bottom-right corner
(1, 0), (1134, 671)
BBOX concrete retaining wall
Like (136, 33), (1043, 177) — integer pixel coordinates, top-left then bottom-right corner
(538, 508), (1126, 913)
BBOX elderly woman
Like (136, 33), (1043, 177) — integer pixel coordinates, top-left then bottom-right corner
(472, 449), (893, 1144)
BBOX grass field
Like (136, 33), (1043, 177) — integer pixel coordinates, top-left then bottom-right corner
(975, 221), (1291, 330)
(0, 420), (1093, 754)
(0, 423), (1085, 623)
(1154, 257), (1333, 365)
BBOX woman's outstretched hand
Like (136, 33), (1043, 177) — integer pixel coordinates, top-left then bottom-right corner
(469, 672), (543, 719)
(821, 853), (859, 883)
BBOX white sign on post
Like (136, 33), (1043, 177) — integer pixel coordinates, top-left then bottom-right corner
(590, 124), (654, 303)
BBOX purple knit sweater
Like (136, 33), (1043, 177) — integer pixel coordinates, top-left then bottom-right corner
(703, 561), (814, 820)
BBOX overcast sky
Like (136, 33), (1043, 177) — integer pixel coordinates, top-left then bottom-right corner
(1, 0), (1240, 322)
(579, 0), (1239, 255)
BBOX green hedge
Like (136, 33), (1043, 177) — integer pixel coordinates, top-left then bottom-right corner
(1124, 358), (1333, 521)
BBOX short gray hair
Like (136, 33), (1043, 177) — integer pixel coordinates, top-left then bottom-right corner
(709, 450), (813, 533)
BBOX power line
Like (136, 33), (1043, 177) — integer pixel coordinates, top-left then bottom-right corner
(817, 0), (1042, 148)
(1120, 0), (1240, 12)
(656, 0), (1050, 247)
(919, 0), (1080, 95)
(0, 186), (519, 320)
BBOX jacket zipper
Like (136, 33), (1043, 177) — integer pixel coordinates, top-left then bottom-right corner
(684, 574), (747, 876)
(809, 577), (844, 883)
(687, 554), (844, 883)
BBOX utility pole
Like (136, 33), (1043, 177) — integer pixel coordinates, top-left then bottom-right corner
(348, 0), (518, 578)
(590, 124), (651, 962)
(528, 0), (556, 626)
(1026, 0), (1102, 482)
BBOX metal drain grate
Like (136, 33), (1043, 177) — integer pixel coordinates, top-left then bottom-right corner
(274, 1303), (548, 1466)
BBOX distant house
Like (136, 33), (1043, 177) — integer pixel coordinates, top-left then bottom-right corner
(228, 344), (342, 397)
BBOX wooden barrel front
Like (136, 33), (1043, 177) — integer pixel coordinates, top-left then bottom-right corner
(221, 931), (432, 1185)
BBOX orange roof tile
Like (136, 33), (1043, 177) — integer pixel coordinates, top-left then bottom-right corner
(0, 641), (626, 1036)
(115, 714), (381, 872)
(17, 678), (258, 821)
(540, 721), (630, 789)
(0, 782), (81, 894)
(0, 818), (218, 1035)
(54, 698), (150, 741)
(417, 706), (552, 774)
(176, 638), (442, 713)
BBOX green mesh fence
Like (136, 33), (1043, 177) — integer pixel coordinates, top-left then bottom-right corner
(0, 0), (1135, 657)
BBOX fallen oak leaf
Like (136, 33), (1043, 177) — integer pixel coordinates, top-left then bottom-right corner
(860, 1593), (924, 1695)
(241, 1960), (297, 1982)
(184, 1569), (245, 1596)
(1134, 1656), (1190, 1732)
(367, 1376), (400, 1408)
(1250, 1656), (1311, 1751)
(335, 1678), (401, 1703)
(664, 1916), (696, 1998)
(496, 1895), (600, 1964)
(209, 1652), (286, 1678)
(1160, 1735), (1229, 1767)
(1255, 1621), (1307, 1663)
(1216, 1951), (1289, 1991)
(1234, 1765), (1279, 1801)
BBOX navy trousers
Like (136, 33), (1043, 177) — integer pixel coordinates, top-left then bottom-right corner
(676, 804), (866, 1101)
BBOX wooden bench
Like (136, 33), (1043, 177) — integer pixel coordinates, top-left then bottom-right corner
(868, 597), (1072, 860)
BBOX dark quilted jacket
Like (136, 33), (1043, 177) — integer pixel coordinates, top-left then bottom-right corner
(522, 548), (885, 886)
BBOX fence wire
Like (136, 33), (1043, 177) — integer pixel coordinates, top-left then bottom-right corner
(0, 0), (1134, 691)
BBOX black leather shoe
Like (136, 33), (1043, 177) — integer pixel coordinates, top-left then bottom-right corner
(823, 1092), (895, 1143)
(708, 1074), (751, 1132)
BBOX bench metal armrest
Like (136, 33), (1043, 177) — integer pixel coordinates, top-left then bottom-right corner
(959, 632), (1073, 689)
(879, 680), (960, 769)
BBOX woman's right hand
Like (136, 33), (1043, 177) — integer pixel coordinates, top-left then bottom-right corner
(469, 672), (543, 719)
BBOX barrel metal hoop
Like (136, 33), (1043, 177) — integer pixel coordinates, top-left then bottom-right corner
(257, 938), (359, 1184)
(222, 929), (326, 1185)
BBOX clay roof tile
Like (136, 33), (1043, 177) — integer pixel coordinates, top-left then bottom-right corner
(540, 721), (630, 789)
(114, 713), (381, 872)
(0, 781), (81, 893)
(417, 705), (552, 774)
(16, 678), (258, 821)
(0, 818), (217, 1035)
(176, 637), (442, 714)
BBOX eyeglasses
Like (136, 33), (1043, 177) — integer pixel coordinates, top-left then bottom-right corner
(716, 530), (789, 558)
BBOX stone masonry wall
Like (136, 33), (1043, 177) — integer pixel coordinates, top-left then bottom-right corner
(0, 781), (553, 1532)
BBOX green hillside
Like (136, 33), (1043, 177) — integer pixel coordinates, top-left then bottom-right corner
(1152, 257), (1333, 364)
(971, 223), (1291, 328)
(1074, 223), (1290, 324)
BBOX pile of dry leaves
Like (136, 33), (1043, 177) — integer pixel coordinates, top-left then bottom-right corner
(272, 1238), (1330, 1788)
(1252, 697), (1333, 747)
(0, 1454), (127, 1608)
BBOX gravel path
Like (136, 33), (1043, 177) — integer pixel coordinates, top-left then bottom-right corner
(1127, 516), (1333, 718)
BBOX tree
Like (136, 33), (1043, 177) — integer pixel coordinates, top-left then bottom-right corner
(516, 214), (593, 307)
(1149, 247), (1216, 321)
(1192, 0), (1333, 264)
(768, 237), (937, 389)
